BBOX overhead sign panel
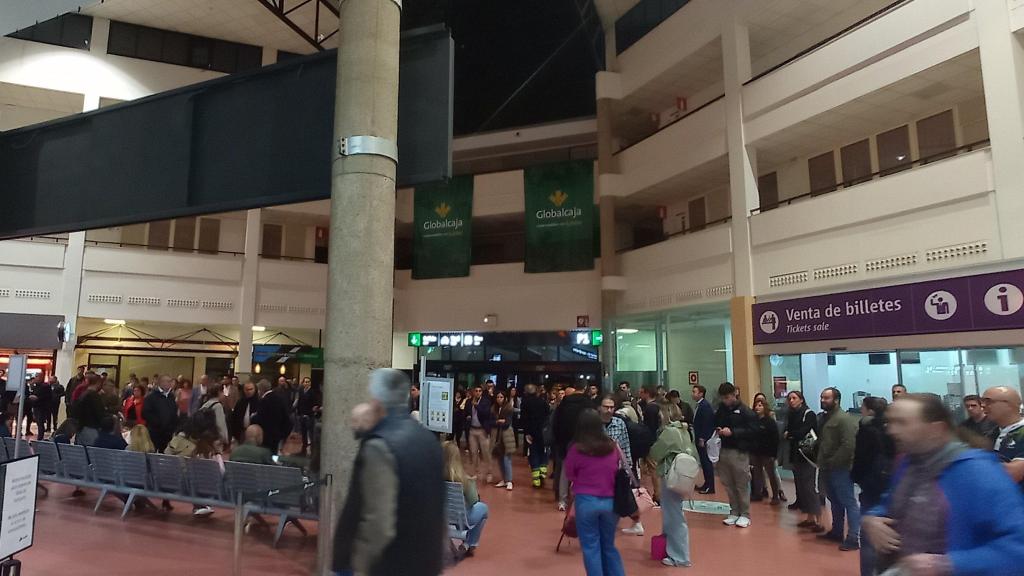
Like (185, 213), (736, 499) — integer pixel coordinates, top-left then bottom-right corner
(0, 26), (453, 240)
(0, 0), (86, 35)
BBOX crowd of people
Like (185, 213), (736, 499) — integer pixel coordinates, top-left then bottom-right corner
(6, 364), (1024, 576)
(0, 366), (323, 519)
(395, 377), (1024, 576)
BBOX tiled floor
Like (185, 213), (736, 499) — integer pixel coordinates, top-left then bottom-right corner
(19, 451), (857, 575)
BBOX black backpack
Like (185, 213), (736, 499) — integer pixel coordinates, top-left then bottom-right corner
(616, 414), (655, 460)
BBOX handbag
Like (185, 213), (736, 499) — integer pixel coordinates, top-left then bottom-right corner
(613, 446), (639, 517)
(650, 534), (668, 561)
(633, 487), (655, 515)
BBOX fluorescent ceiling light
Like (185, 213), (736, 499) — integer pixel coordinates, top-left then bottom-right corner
(252, 326), (267, 331)
(103, 319), (126, 325)
(714, 348), (728, 352)
(617, 328), (639, 334)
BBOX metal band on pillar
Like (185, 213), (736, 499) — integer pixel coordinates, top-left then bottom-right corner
(335, 135), (399, 164)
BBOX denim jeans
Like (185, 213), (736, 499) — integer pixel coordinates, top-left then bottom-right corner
(824, 469), (860, 545)
(859, 493), (879, 576)
(574, 494), (626, 576)
(466, 501), (489, 548)
(660, 482), (691, 566)
(501, 455), (513, 483)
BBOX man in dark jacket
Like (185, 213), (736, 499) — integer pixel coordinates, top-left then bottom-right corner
(71, 373), (107, 446)
(333, 369), (443, 576)
(467, 383), (494, 482)
(297, 377), (321, 455)
(636, 384), (663, 502)
(552, 386), (594, 508)
(714, 381), (757, 528)
(519, 384), (550, 488)
(818, 387), (861, 551)
(255, 378), (291, 454)
(142, 375), (178, 453)
(958, 394), (997, 448)
(692, 384), (716, 494)
(852, 396), (894, 576)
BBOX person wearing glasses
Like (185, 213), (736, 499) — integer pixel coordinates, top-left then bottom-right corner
(982, 386), (1024, 490)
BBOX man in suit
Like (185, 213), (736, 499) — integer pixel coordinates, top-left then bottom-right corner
(143, 375), (179, 453)
(254, 379), (291, 454)
(692, 384), (716, 494)
(297, 377), (321, 455)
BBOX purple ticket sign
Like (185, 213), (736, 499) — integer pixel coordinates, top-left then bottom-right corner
(753, 268), (1024, 345)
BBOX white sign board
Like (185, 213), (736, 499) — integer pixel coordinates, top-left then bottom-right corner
(421, 377), (454, 434)
(0, 455), (38, 559)
(5, 355), (25, 394)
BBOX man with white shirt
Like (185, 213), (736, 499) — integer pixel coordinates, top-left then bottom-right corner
(983, 386), (1024, 490)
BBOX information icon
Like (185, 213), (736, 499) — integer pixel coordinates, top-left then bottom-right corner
(984, 283), (1024, 316)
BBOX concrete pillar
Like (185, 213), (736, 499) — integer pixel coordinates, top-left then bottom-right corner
(317, 0), (401, 572)
(722, 9), (758, 298)
(729, 296), (760, 406)
(975, 0), (1024, 258)
(55, 232), (85, 386)
(597, 74), (623, 389)
(237, 209), (261, 381)
(723, 9), (761, 405)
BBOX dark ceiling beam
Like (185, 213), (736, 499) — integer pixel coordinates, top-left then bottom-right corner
(255, 0), (328, 52)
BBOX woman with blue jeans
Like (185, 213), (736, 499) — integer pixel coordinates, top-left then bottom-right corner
(492, 391), (516, 490)
(565, 409), (626, 576)
(648, 402), (696, 568)
(443, 441), (489, 555)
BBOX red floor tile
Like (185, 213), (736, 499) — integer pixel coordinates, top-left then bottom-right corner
(20, 451), (857, 575)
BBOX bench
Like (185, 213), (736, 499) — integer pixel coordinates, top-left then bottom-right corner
(445, 481), (481, 544)
(27, 440), (319, 546)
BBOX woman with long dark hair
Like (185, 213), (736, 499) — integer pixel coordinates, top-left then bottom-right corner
(784, 390), (822, 531)
(564, 409), (626, 576)
(492, 390), (516, 490)
(751, 397), (786, 504)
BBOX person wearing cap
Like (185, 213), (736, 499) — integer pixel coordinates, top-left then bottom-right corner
(333, 369), (445, 576)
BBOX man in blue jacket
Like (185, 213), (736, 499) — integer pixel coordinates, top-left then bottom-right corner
(863, 393), (1024, 576)
(691, 384), (716, 494)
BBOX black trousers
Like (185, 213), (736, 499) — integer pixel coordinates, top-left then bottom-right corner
(697, 443), (715, 490)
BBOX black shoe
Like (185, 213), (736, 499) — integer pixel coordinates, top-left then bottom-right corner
(839, 542), (860, 552)
(817, 532), (843, 542)
(787, 502), (801, 511)
(698, 487), (716, 495)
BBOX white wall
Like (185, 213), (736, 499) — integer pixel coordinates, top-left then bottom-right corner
(394, 263), (601, 333)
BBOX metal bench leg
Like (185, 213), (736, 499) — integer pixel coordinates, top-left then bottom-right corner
(93, 488), (109, 514)
(290, 519), (307, 536)
(272, 516), (290, 548)
(121, 493), (138, 520)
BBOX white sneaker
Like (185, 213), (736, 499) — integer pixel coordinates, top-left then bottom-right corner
(735, 516), (751, 528)
(558, 502), (567, 512)
(723, 515), (739, 526)
(621, 522), (645, 536)
(506, 482), (513, 491)
(662, 558), (692, 568)
(495, 481), (508, 488)
(193, 506), (215, 517)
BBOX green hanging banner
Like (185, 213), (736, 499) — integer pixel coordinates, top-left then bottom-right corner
(524, 161), (595, 273)
(413, 175), (474, 279)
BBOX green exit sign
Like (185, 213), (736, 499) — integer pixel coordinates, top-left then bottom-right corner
(591, 329), (603, 346)
(408, 332), (422, 347)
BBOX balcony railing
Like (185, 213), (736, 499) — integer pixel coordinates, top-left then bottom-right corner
(613, 93), (725, 157)
(85, 239), (245, 257)
(751, 139), (990, 215)
(617, 215), (732, 254)
(744, 0), (912, 86)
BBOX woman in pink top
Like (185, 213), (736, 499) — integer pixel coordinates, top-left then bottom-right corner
(565, 409), (626, 576)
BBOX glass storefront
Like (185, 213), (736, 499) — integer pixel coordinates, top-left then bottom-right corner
(761, 347), (1024, 421)
(611, 303), (733, 400)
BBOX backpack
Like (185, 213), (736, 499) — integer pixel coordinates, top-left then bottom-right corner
(616, 414), (654, 460)
(664, 427), (702, 498)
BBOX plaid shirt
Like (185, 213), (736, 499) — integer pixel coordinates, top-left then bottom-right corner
(605, 416), (633, 469)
